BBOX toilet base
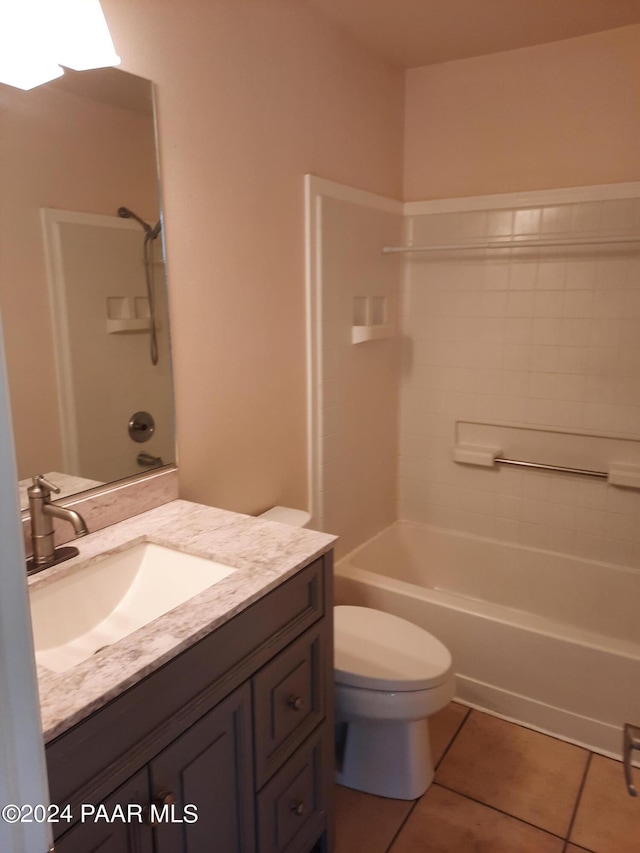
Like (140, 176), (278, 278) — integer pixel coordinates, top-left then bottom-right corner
(336, 718), (433, 800)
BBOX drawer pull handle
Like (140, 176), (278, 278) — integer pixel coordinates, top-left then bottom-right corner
(287, 695), (304, 711)
(145, 791), (176, 825)
(291, 800), (306, 816)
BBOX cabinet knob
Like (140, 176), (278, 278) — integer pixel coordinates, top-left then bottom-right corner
(291, 800), (306, 817)
(145, 790), (176, 825)
(157, 791), (176, 807)
(287, 694), (304, 711)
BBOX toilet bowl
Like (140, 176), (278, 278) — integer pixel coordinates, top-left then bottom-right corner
(256, 507), (455, 800)
(334, 605), (454, 800)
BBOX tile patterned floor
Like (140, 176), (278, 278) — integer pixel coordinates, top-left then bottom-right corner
(334, 704), (640, 853)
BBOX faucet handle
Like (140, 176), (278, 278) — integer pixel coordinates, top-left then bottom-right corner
(30, 475), (61, 496)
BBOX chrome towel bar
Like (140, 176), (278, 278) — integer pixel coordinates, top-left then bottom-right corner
(494, 457), (608, 480)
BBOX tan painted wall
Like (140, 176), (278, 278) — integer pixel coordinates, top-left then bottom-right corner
(404, 25), (640, 200)
(100, 0), (405, 515)
(0, 83), (157, 477)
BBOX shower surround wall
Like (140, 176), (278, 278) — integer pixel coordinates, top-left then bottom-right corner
(312, 180), (640, 571)
(400, 188), (640, 570)
(306, 178), (402, 557)
(316, 182), (640, 753)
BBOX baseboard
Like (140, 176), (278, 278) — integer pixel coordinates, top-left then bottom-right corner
(454, 674), (635, 765)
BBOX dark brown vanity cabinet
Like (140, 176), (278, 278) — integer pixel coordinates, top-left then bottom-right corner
(51, 770), (154, 853)
(49, 555), (334, 853)
(150, 685), (255, 853)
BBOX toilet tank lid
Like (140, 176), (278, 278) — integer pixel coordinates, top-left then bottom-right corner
(257, 506), (311, 528)
(334, 605), (452, 692)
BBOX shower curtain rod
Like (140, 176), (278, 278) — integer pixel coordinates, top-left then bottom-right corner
(382, 235), (640, 254)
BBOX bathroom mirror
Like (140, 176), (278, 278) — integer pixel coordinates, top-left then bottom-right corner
(0, 67), (176, 509)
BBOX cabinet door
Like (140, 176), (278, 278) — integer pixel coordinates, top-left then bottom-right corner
(150, 683), (255, 853)
(54, 769), (152, 853)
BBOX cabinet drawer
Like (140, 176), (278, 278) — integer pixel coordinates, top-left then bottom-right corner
(253, 623), (326, 787)
(257, 728), (328, 853)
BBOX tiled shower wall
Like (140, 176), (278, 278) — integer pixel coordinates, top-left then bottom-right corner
(399, 195), (640, 569)
(319, 194), (402, 558)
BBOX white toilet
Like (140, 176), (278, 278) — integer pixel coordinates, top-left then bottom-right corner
(334, 605), (454, 799)
(257, 507), (455, 800)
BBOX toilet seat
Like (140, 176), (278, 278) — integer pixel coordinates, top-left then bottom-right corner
(334, 605), (452, 692)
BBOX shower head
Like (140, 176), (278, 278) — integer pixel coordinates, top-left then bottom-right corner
(118, 205), (152, 234)
(117, 206), (161, 239)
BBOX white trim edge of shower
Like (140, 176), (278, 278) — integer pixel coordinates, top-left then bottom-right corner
(304, 175), (401, 530)
(305, 175), (402, 215)
(403, 180), (640, 215)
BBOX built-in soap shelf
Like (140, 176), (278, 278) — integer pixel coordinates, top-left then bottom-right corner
(106, 296), (151, 334)
(453, 421), (640, 489)
(351, 324), (395, 344)
(351, 295), (395, 345)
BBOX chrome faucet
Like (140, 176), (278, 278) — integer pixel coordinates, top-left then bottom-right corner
(26, 475), (89, 575)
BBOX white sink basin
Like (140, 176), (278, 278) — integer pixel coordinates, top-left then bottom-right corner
(30, 542), (236, 673)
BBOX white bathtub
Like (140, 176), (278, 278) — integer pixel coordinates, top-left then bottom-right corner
(335, 520), (640, 759)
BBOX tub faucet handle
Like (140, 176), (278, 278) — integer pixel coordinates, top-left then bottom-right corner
(623, 723), (640, 796)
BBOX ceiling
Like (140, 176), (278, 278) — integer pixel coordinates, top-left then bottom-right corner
(305, 0), (640, 68)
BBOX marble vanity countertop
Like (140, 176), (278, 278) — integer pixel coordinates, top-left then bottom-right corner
(30, 499), (336, 742)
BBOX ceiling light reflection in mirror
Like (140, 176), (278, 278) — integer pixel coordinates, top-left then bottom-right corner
(0, 0), (120, 91)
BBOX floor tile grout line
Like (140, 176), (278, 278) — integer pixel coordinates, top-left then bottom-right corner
(444, 706), (597, 848)
(561, 751), (593, 853)
(434, 705), (472, 772)
(433, 781), (567, 842)
(385, 706), (472, 853)
(370, 707), (605, 853)
(384, 798), (420, 853)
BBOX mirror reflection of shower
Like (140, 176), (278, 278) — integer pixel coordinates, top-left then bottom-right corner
(117, 206), (162, 365)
